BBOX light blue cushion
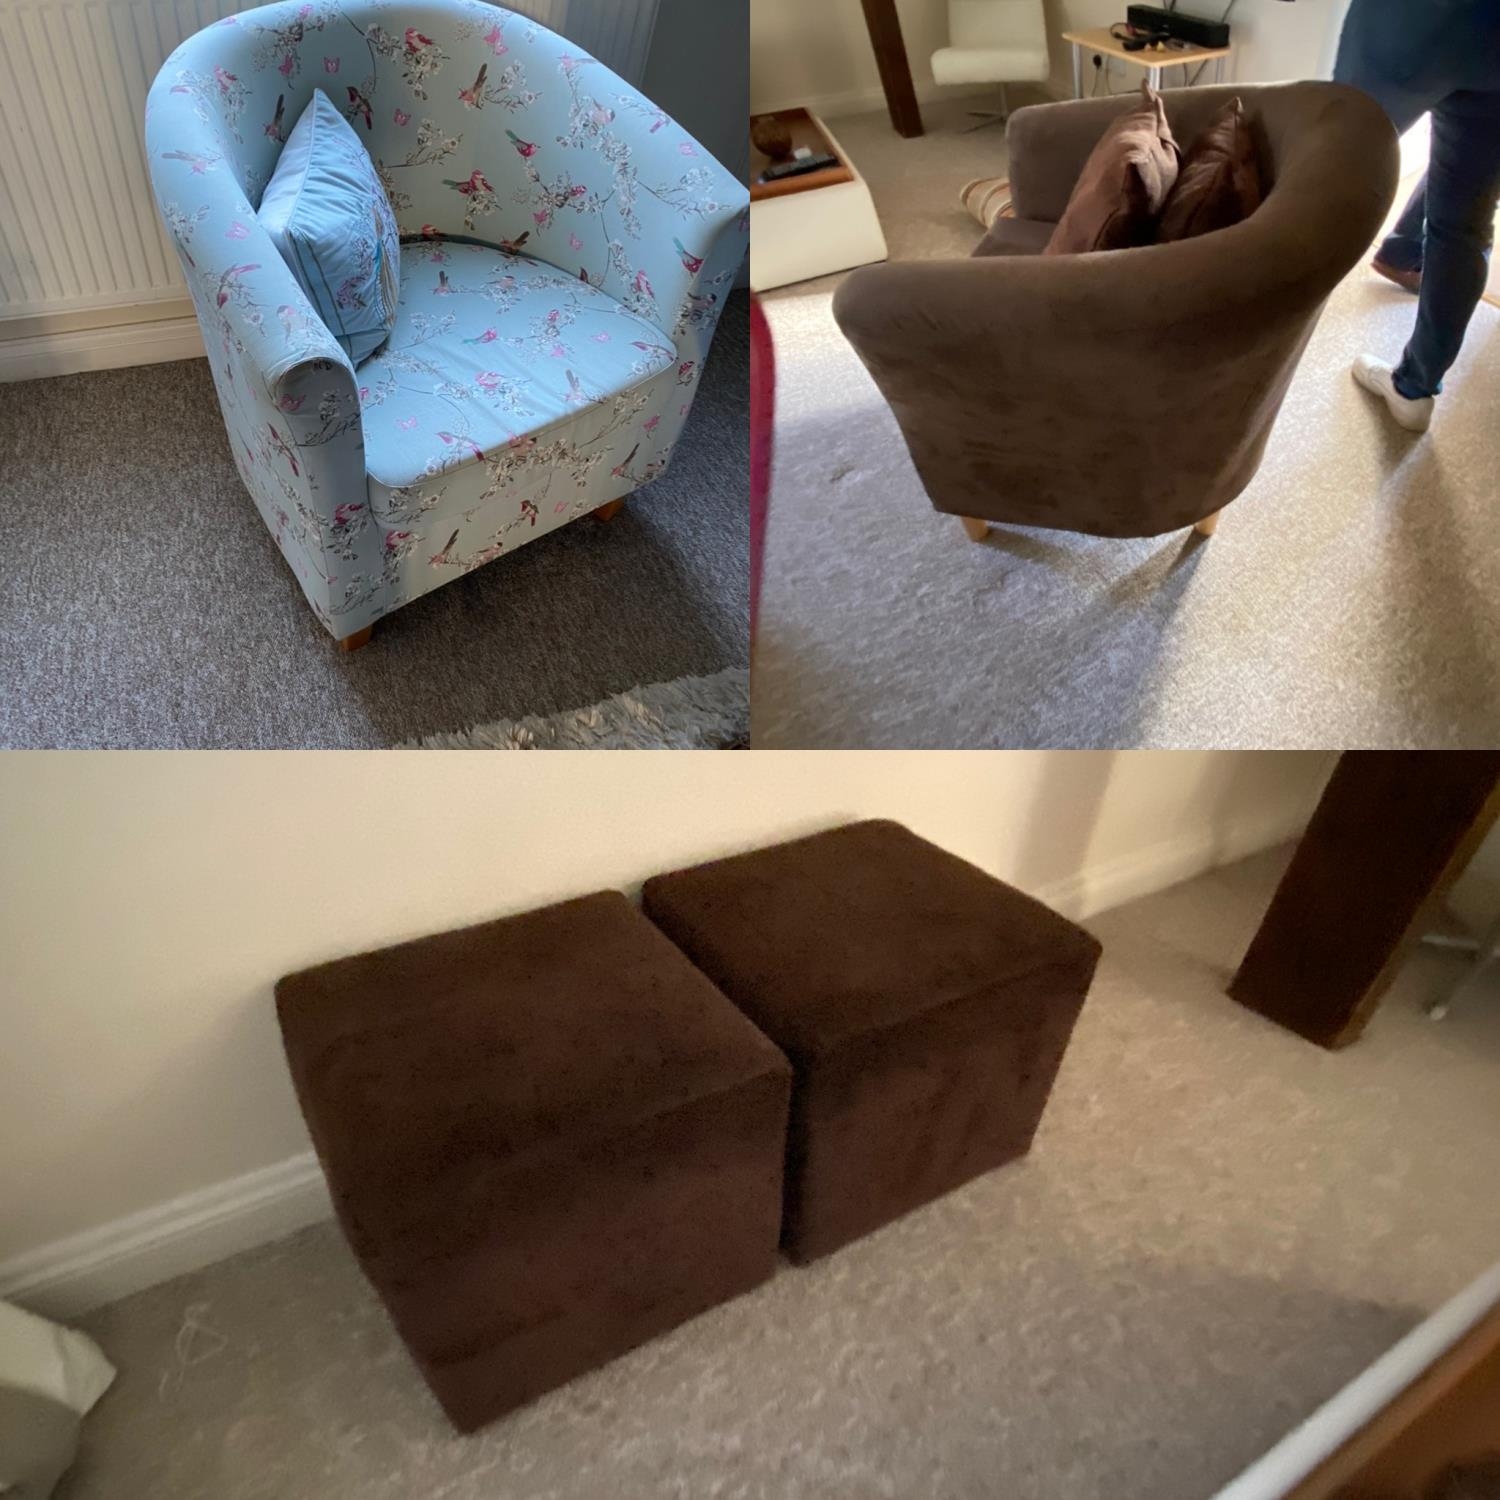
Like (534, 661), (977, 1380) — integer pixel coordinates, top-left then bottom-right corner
(257, 89), (399, 365)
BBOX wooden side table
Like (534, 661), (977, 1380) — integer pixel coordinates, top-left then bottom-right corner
(1062, 25), (1231, 98)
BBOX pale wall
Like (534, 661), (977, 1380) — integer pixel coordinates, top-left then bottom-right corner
(751, 0), (1351, 117)
(0, 750), (1332, 1272)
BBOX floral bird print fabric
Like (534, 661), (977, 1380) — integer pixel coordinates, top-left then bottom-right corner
(146, 0), (748, 641)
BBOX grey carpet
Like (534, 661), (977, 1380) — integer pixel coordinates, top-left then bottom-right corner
(59, 846), (1500, 1500)
(0, 296), (748, 749)
(403, 666), (748, 748)
(751, 102), (1500, 749)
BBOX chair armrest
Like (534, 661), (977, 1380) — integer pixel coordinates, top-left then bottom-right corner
(146, 89), (366, 497)
(466, 4), (749, 351)
(146, 82), (376, 629)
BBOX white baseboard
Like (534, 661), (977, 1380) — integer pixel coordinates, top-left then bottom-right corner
(0, 316), (204, 382)
(0, 812), (1303, 1322)
(0, 1154), (331, 1321)
(1033, 810), (1303, 925)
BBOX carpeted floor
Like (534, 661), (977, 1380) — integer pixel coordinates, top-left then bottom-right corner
(402, 666), (749, 749)
(751, 102), (1500, 749)
(60, 845), (1500, 1500)
(0, 296), (748, 749)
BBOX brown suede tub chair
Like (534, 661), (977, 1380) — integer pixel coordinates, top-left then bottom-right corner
(832, 82), (1398, 542)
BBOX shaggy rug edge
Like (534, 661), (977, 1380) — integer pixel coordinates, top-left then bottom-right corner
(401, 667), (748, 750)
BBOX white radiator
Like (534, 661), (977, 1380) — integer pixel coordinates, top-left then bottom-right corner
(0, 0), (659, 335)
(0, 0), (252, 323)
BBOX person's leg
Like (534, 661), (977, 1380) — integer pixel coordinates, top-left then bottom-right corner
(1332, 0), (1433, 138)
(1376, 173), (1426, 275)
(1391, 89), (1500, 398)
(1334, 5), (1432, 288)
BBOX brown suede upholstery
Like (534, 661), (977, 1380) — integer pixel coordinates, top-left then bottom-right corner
(974, 216), (1054, 258)
(642, 821), (1101, 1263)
(833, 83), (1398, 538)
(1045, 83), (1180, 255)
(275, 892), (792, 1432)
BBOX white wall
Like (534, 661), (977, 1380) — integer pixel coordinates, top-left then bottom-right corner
(1041, 0), (1348, 102)
(752, 0), (961, 116)
(0, 750), (1333, 1312)
(751, 0), (1350, 118)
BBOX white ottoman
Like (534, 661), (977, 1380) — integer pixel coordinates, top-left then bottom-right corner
(750, 114), (888, 291)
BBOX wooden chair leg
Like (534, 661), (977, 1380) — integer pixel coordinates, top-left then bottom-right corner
(336, 624), (374, 653)
(1193, 509), (1222, 538)
(959, 515), (990, 543)
(592, 497), (627, 523)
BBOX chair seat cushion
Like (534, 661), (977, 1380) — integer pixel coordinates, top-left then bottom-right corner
(358, 241), (678, 490)
(257, 90), (400, 365)
(972, 216), (1055, 257)
(931, 44), (1050, 86)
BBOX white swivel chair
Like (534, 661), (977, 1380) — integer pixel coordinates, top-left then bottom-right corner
(931, 0), (1051, 130)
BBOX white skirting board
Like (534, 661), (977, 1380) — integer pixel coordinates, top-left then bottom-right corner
(1036, 805), (1307, 925)
(0, 1155), (332, 1322)
(0, 317), (205, 383)
(0, 808), (1307, 1322)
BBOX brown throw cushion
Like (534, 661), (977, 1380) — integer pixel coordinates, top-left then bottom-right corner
(1045, 82), (1180, 255)
(1157, 96), (1262, 242)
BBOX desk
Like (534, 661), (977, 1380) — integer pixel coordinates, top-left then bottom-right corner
(1062, 25), (1231, 97)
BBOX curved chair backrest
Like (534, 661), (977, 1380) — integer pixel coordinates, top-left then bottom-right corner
(146, 0), (727, 321)
(834, 82), (1399, 539)
(947, 0), (1047, 53)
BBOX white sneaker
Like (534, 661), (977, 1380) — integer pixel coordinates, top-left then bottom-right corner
(1352, 353), (1433, 433)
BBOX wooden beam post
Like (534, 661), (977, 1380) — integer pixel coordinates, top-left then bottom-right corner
(1229, 751), (1500, 1049)
(858, 0), (924, 138)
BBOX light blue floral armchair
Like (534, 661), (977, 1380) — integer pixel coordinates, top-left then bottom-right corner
(146, 0), (748, 646)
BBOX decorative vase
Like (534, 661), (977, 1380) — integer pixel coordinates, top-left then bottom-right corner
(751, 115), (794, 161)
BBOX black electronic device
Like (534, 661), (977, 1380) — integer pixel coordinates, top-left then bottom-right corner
(1125, 4), (1231, 48)
(760, 154), (839, 183)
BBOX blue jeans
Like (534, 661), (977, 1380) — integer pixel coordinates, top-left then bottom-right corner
(1334, 0), (1500, 397)
(1377, 173), (1426, 275)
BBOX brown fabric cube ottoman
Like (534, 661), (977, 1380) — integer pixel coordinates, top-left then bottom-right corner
(642, 821), (1101, 1263)
(274, 891), (792, 1432)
